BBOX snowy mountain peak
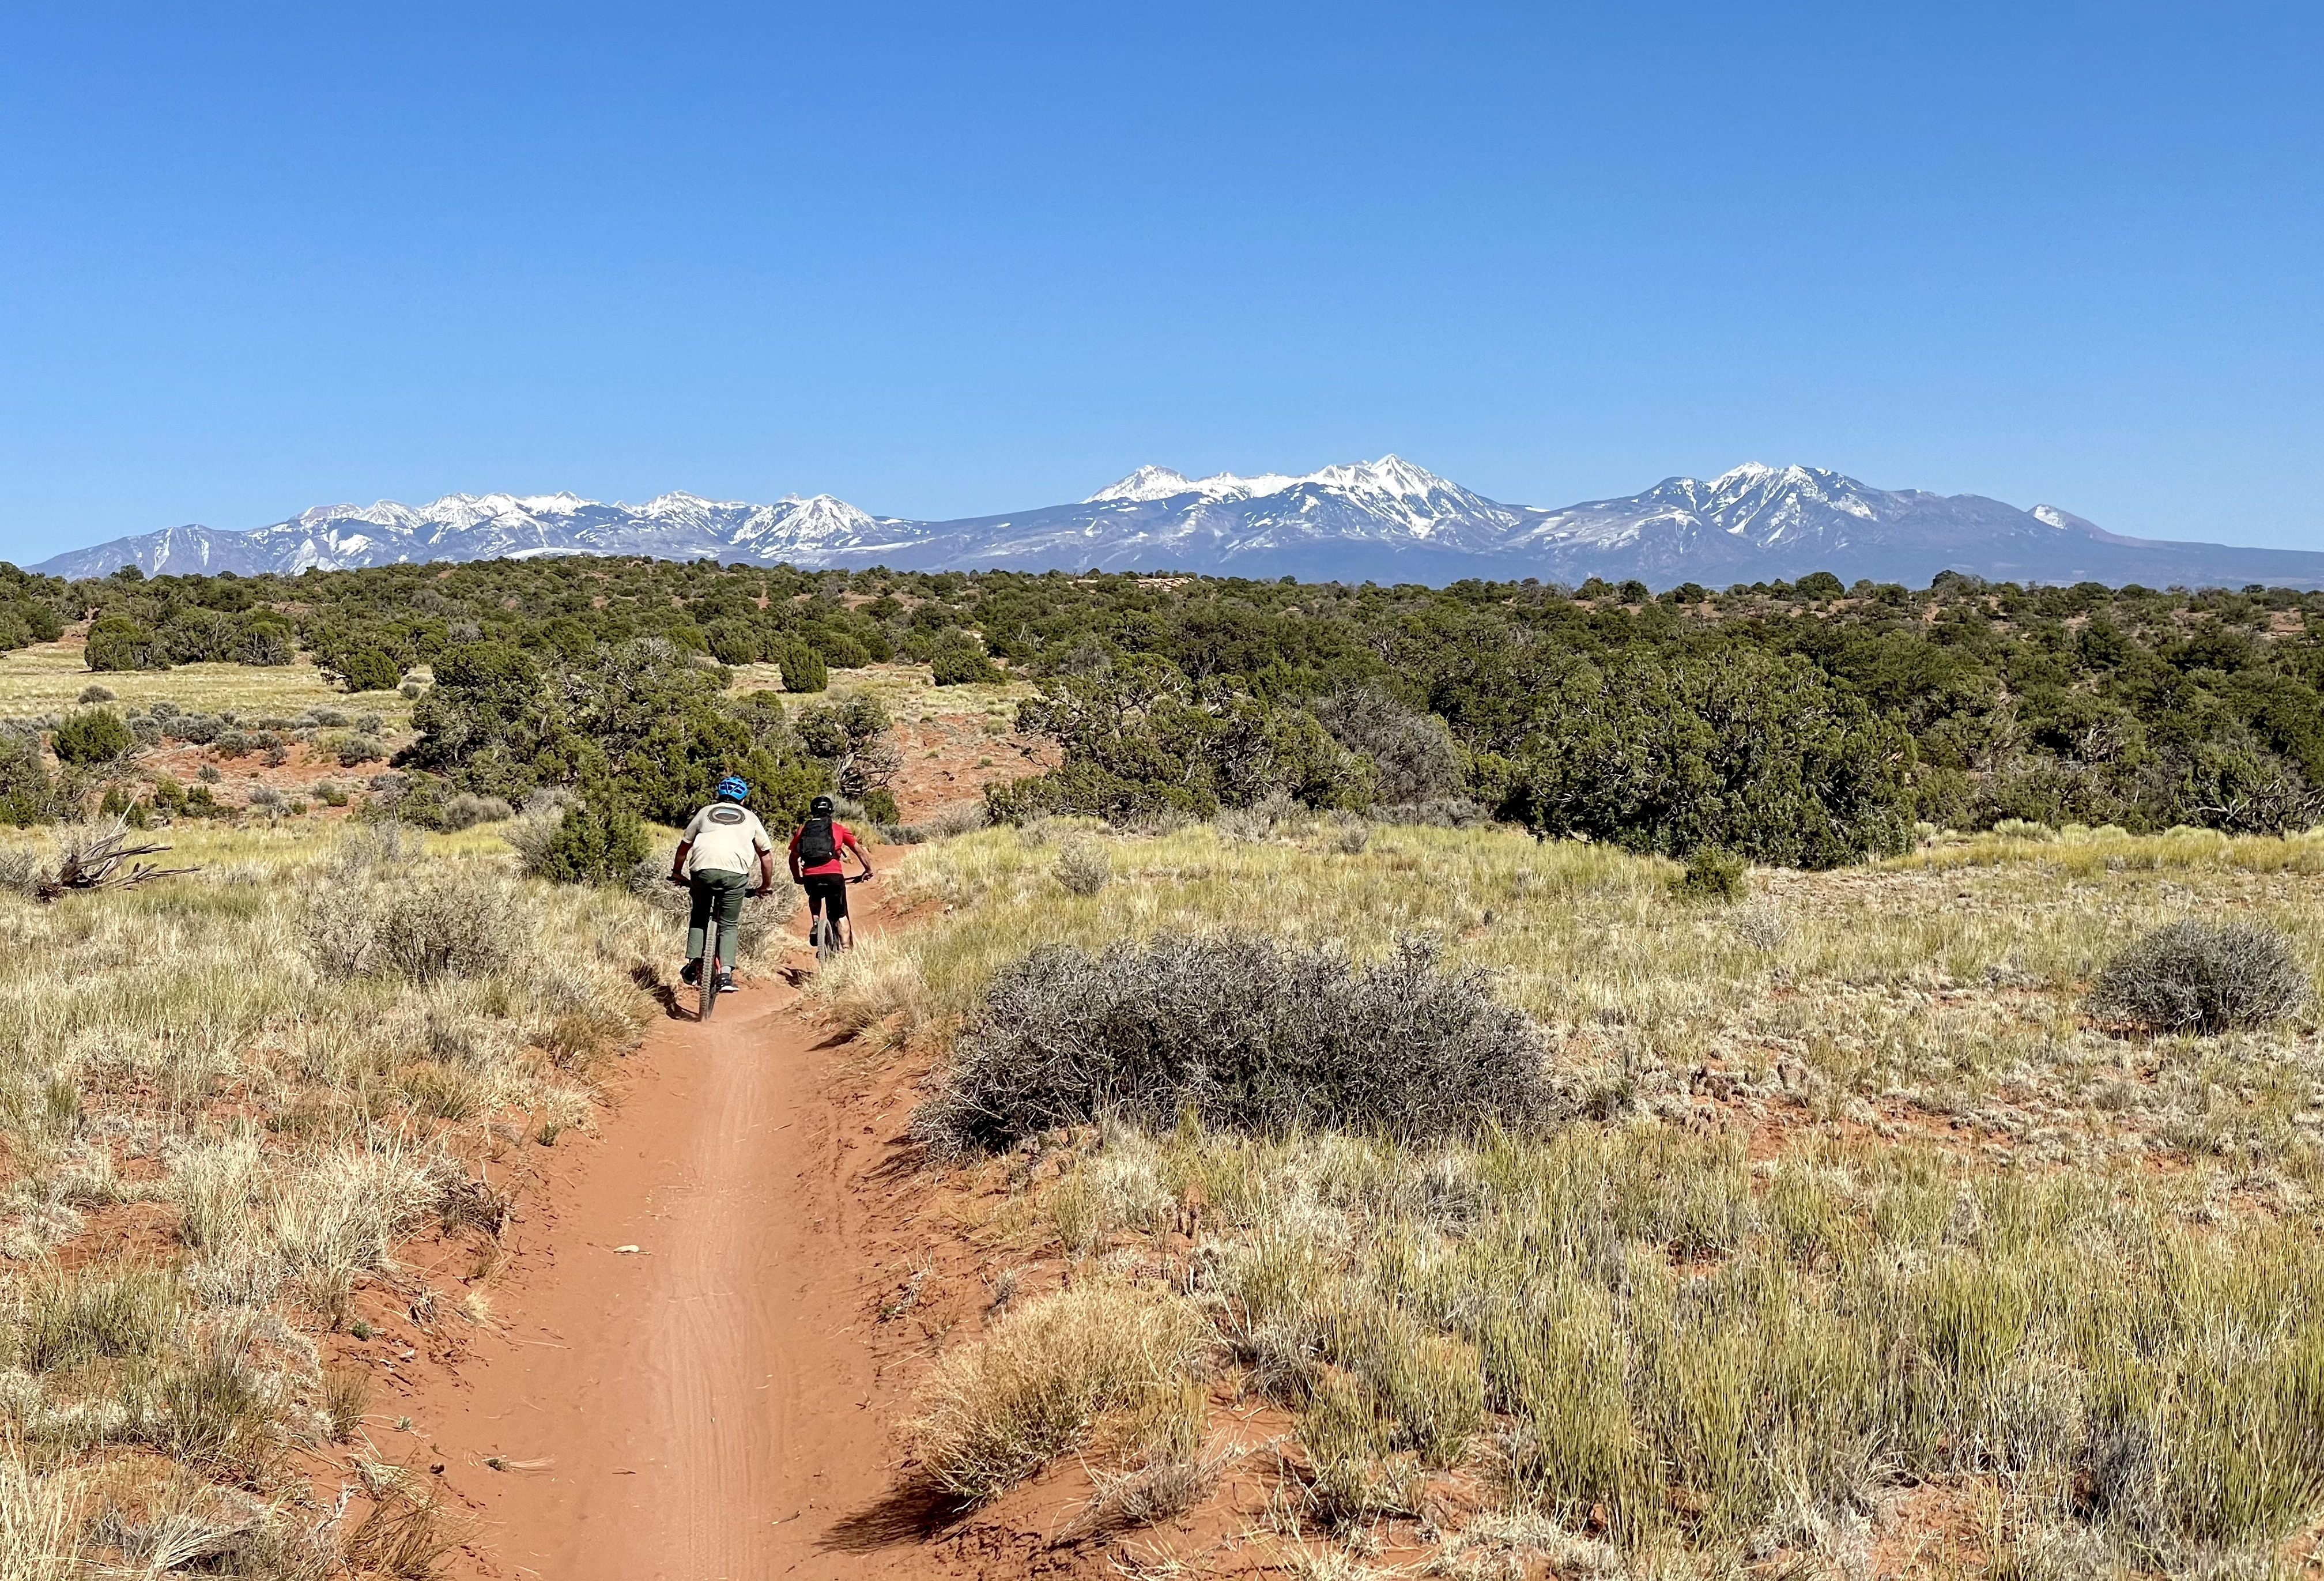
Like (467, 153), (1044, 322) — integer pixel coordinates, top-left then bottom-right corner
(1089, 466), (1197, 503)
(1302, 455), (1454, 501)
(515, 492), (591, 515)
(1088, 455), (1463, 514)
(741, 494), (879, 542)
(1712, 462), (1778, 486)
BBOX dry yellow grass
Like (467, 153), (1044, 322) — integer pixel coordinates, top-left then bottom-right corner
(0, 641), (412, 725)
(0, 818), (667, 1569)
(723, 659), (1033, 726)
(851, 817), (2324, 1574)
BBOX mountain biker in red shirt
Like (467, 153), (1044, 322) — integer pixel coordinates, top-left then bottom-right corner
(788, 794), (874, 950)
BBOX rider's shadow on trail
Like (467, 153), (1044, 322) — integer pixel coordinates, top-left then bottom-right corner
(629, 963), (682, 1019)
(818, 1480), (974, 1553)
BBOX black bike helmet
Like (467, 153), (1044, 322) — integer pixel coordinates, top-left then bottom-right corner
(809, 794), (835, 816)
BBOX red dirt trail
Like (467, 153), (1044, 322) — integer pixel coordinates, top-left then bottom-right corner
(409, 912), (975, 1581)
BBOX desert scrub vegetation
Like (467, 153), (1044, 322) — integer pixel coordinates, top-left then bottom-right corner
(834, 818), (2324, 1179)
(2085, 918), (2308, 1033)
(0, 818), (666, 1572)
(836, 817), (2324, 1572)
(913, 932), (1552, 1156)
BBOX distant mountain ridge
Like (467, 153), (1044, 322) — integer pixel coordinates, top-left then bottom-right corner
(32, 459), (2324, 590)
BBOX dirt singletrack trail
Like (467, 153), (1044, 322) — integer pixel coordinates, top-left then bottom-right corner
(415, 908), (957, 1581)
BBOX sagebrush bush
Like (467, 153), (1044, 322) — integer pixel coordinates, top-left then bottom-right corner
(1370, 797), (1489, 829)
(305, 868), (524, 980)
(891, 801), (987, 843)
(441, 793), (514, 831)
(1313, 688), (1464, 806)
(2086, 920), (2308, 1033)
(1051, 836), (1110, 897)
(914, 931), (1557, 1154)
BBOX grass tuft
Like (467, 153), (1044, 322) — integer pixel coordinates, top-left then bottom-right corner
(907, 1283), (1212, 1503)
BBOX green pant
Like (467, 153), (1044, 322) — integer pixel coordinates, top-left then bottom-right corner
(686, 869), (749, 969)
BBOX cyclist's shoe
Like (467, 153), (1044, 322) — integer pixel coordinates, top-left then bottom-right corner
(716, 971), (738, 994)
(680, 959), (703, 987)
(807, 919), (823, 949)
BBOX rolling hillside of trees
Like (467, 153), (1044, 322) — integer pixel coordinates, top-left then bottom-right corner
(14, 556), (2324, 865)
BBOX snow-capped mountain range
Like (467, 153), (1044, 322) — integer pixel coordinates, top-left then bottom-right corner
(32, 458), (2324, 590)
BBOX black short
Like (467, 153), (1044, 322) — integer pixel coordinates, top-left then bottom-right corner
(802, 874), (849, 920)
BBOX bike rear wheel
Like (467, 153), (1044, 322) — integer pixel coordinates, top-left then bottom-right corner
(814, 914), (840, 968)
(697, 919), (720, 1021)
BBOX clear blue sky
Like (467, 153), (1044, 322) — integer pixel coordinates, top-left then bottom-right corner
(3, 2), (2320, 560)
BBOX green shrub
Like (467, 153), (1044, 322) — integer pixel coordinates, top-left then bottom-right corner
(1670, 844), (1746, 904)
(1501, 648), (1912, 869)
(930, 644), (1003, 685)
(914, 931), (1557, 1155)
(780, 641), (828, 694)
(794, 694), (898, 809)
(995, 658), (1370, 824)
(51, 708), (133, 765)
(85, 613), (164, 671)
(706, 619), (761, 666)
(0, 727), (58, 825)
(388, 775), (450, 831)
(2087, 920), (2309, 1033)
(507, 791), (648, 885)
(333, 648), (402, 695)
(861, 787), (899, 825)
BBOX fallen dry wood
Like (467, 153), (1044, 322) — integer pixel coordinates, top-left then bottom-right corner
(36, 827), (200, 900)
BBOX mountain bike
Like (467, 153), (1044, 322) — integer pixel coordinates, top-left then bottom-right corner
(696, 912), (725, 1021)
(670, 880), (735, 1022)
(809, 872), (874, 969)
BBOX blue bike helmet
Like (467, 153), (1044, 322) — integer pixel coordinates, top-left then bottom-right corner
(715, 775), (750, 803)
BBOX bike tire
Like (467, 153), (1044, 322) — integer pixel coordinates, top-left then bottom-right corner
(697, 919), (719, 1022)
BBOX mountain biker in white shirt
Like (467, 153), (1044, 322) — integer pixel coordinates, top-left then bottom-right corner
(669, 775), (775, 994)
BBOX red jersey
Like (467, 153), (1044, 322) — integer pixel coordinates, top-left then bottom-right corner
(788, 819), (862, 877)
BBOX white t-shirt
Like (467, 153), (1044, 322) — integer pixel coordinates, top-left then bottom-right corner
(680, 802), (774, 877)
